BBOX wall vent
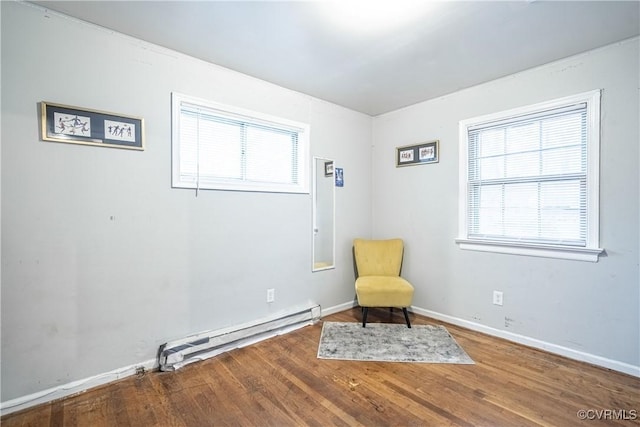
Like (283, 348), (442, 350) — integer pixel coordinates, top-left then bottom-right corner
(158, 303), (321, 371)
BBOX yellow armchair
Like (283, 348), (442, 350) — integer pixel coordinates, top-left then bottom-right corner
(353, 238), (414, 328)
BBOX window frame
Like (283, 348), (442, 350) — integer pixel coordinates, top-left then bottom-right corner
(171, 92), (310, 194)
(456, 90), (603, 262)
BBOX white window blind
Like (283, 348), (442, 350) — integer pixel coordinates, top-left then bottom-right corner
(457, 90), (603, 262)
(172, 93), (309, 194)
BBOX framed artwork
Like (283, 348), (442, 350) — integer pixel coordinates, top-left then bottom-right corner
(396, 140), (439, 167)
(324, 161), (334, 176)
(40, 101), (144, 150)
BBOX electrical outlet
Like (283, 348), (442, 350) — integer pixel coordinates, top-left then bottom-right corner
(493, 291), (503, 306)
(267, 288), (275, 303)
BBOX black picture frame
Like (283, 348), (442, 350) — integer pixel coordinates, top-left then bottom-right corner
(396, 140), (439, 167)
(324, 161), (334, 176)
(40, 101), (144, 150)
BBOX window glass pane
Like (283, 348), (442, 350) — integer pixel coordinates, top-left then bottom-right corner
(199, 117), (242, 180)
(503, 183), (539, 238)
(245, 126), (294, 184)
(477, 185), (503, 236)
(539, 209), (581, 241)
(505, 122), (539, 154)
(479, 128), (504, 157)
(480, 156), (504, 180)
(540, 181), (583, 241)
(505, 151), (539, 178)
(179, 112), (198, 182)
(464, 102), (590, 245)
(542, 146), (582, 175)
(542, 113), (583, 149)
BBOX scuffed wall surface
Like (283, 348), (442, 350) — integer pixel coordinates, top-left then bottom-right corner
(1, 1), (372, 401)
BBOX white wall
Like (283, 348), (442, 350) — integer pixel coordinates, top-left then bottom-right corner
(372, 38), (639, 369)
(0, 1), (372, 402)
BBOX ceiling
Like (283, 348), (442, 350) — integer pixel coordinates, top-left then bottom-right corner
(30, 1), (640, 116)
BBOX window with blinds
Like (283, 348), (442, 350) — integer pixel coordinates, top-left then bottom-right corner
(457, 90), (603, 262)
(171, 93), (309, 194)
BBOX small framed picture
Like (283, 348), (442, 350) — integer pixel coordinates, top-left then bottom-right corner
(396, 140), (439, 167)
(40, 101), (144, 150)
(324, 161), (334, 176)
(335, 167), (344, 187)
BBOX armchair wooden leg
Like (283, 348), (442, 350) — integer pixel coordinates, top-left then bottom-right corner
(362, 307), (369, 327)
(402, 308), (411, 328)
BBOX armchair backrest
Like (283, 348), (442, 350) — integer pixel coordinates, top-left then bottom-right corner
(353, 238), (404, 277)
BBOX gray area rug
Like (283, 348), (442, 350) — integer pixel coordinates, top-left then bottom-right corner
(317, 321), (474, 364)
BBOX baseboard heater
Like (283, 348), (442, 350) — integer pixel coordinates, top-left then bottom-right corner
(158, 303), (321, 371)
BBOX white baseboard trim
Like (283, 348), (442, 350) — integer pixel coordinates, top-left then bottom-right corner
(0, 358), (157, 416)
(2, 303), (332, 416)
(411, 306), (640, 378)
(5, 301), (635, 416)
(321, 300), (357, 317)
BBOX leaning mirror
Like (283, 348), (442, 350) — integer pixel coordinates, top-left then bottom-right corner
(312, 157), (335, 271)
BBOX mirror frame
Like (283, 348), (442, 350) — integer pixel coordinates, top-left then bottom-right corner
(312, 157), (336, 272)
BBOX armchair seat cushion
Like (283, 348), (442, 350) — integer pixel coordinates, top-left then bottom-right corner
(355, 276), (414, 307)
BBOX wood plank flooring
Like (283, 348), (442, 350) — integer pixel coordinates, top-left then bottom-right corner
(3, 308), (639, 426)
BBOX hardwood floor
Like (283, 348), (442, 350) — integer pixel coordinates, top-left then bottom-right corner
(3, 308), (639, 426)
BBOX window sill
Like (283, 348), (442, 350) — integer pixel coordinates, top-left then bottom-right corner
(172, 179), (309, 194)
(455, 239), (603, 262)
